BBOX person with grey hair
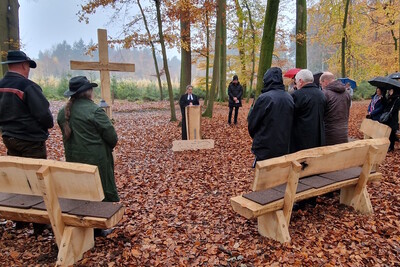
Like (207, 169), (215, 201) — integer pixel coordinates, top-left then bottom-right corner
(179, 85), (199, 139)
(291, 69), (326, 152)
(320, 72), (351, 145)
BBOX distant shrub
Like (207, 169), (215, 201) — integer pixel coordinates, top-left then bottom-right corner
(353, 81), (376, 101)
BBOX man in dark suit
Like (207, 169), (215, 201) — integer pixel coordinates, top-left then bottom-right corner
(179, 85), (199, 139)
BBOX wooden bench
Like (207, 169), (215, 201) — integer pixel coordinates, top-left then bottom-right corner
(230, 138), (389, 243)
(0, 156), (125, 266)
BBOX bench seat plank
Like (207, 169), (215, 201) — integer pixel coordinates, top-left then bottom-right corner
(33, 198), (89, 213)
(320, 167), (361, 181)
(299, 175), (336, 188)
(243, 189), (284, 206)
(0, 194), (43, 209)
(0, 192), (16, 202)
(231, 176), (372, 220)
(68, 201), (123, 219)
(0, 205), (125, 229)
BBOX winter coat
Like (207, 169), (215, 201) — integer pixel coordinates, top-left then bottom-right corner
(228, 82), (243, 107)
(323, 80), (351, 145)
(57, 98), (119, 202)
(367, 94), (386, 121)
(382, 94), (400, 130)
(248, 67), (294, 161)
(0, 72), (53, 141)
(291, 83), (326, 152)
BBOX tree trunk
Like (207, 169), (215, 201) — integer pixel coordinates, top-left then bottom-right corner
(137, 0), (163, 100)
(296, 0), (307, 69)
(155, 0), (176, 121)
(218, 0), (227, 102)
(179, 0), (192, 95)
(244, 0), (255, 102)
(341, 0), (350, 78)
(255, 0), (280, 98)
(203, 1), (222, 118)
(234, 0), (247, 97)
(204, 5), (210, 106)
(0, 0), (20, 77)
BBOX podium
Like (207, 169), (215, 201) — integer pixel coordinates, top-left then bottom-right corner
(172, 105), (214, 151)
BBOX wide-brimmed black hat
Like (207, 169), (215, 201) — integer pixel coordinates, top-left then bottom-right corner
(1, 50), (37, 68)
(64, 76), (98, 97)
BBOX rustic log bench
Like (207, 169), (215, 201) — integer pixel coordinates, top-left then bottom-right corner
(230, 138), (389, 243)
(0, 156), (125, 266)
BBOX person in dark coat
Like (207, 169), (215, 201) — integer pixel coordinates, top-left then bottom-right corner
(58, 76), (119, 203)
(367, 88), (386, 121)
(320, 72), (351, 145)
(0, 50), (54, 235)
(291, 69), (326, 152)
(227, 75), (243, 125)
(179, 85), (199, 140)
(381, 88), (400, 152)
(248, 67), (294, 163)
(0, 50), (54, 158)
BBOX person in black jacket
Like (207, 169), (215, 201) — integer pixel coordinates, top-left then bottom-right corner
(382, 88), (400, 152)
(0, 50), (53, 158)
(227, 75), (243, 125)
(0, 50), (53, 235)
(248, 67), (294, 164)
(179, 85), (199, 140)
(291, 69), (326, 152)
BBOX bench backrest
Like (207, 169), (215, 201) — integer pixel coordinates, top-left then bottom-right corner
(253, 138), (389, 191)
(0, 156), (104, 201)
(360, 118), (391, 139)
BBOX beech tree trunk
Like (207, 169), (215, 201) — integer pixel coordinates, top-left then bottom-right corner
(179, 0), (192, 95)
(296, 0), (307, 69)
(155, 0), (176, 121)
(255, 0), (279, 98)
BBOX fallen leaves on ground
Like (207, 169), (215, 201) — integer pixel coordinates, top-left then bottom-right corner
(0, 100), (399, 266)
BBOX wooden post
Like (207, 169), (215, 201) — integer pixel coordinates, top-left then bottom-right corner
(70, 29), (135, 118)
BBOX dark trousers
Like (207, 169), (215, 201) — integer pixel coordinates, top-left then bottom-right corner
(228, 106), (239, 124)
(2, 136), (48, 233)
(2, 136), (47, 159)
(181, 115), (188, 140)
(389, 129), (397, 150)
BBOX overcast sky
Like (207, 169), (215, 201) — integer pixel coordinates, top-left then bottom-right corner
(19, 0), (132, 59)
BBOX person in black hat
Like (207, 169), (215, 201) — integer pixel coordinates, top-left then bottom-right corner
(57, 76), (119, 201)
(0, 50), (53, 158)
(227, 75), (243, 125)
(57, 76), (119, 237)
(0, 50), (54, 235)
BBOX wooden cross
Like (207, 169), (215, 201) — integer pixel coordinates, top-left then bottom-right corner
(70, 29), (135, 118)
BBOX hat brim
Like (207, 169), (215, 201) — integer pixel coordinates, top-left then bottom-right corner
(64, 82), (98, 97)
(1, 59), (37, 68)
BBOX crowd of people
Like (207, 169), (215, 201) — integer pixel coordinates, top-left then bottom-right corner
(247, 68), (353, 165)
(0, 50), (399, 236)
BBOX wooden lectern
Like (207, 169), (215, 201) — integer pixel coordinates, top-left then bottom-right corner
(172, 105), (214, 151)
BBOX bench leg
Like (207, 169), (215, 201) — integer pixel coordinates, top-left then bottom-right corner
(258, 210), (290, 243)
(340, 186), (373, 214)
(56, 226), (94, 266)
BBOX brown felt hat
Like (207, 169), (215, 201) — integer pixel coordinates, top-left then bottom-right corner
(1, 50), (37, 68)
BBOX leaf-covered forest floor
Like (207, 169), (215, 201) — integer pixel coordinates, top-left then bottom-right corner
(0, 100), (399, 266)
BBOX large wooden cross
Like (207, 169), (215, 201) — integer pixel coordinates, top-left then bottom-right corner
(70, 29), (135, 118)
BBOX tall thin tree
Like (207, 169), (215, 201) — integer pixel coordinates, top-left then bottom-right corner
(296, 0), (307, 69)
(155, 0), (177, 121)
(218, 0), (227, 101)
(203, 0), (222, 117)
(0, 0), (20, 77)
(137, 0), (163, 100)
(255, 0), (280, 97)
(179, 0), (192, 95)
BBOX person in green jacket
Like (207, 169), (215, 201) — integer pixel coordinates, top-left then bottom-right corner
(57, 76), (119, 202)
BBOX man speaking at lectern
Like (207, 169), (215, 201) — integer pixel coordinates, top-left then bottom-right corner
(179, 85), (199, 140)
